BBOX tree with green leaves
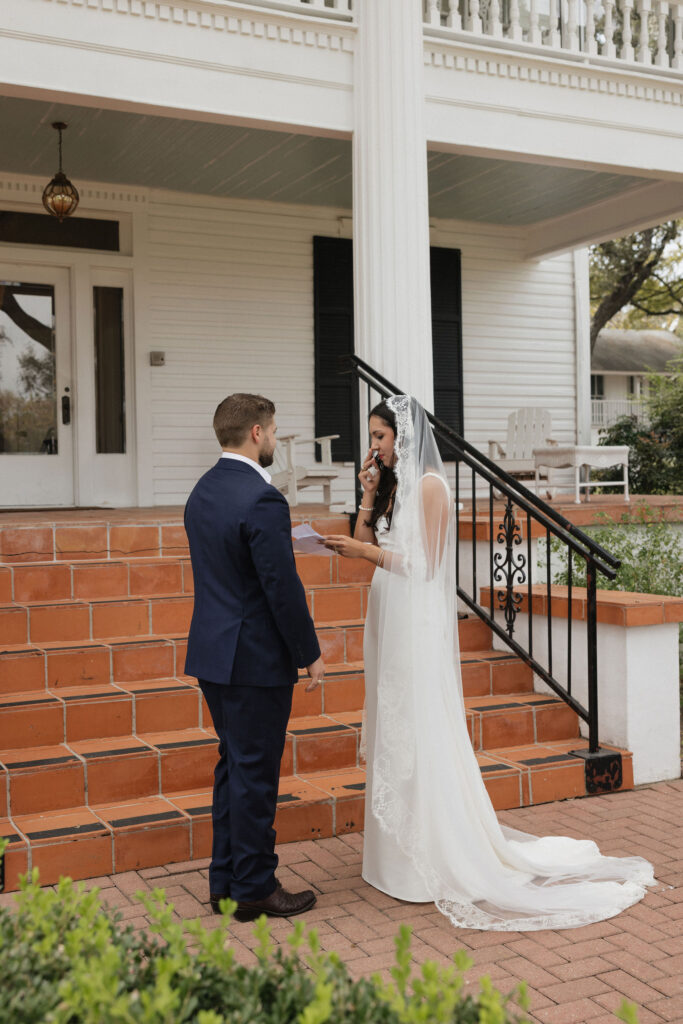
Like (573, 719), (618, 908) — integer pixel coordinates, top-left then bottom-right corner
(589, 221), (683, 351)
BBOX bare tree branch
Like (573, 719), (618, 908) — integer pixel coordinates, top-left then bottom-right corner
(0, 291), (53, 352)
(589, 221), (679, 351)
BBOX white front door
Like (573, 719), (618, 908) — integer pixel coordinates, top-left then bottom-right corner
(0, 264), (73, 506)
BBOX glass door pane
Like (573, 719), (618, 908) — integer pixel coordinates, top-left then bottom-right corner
(0, 282), (57, 454)
(94, 286), (125, 454)
(0, 264), (73, 507)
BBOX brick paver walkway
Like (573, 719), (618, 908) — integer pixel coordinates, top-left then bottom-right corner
(4, 778), (682, 1024)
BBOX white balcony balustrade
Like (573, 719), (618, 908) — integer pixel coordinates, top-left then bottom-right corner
(171, 0), (683, 72)
(236, 0), (353, 18)
(423, 0), (683, 73)
(591, 398), (646, 427)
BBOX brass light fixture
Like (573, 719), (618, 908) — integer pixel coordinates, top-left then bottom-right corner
(42, 121), (80, 221)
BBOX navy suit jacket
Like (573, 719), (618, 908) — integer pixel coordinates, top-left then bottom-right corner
(184, 458), (320, 687)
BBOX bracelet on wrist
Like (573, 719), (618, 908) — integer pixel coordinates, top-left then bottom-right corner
(358, 504), (374, 512)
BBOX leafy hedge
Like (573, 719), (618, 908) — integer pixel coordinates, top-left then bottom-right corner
(549, 504), (683, 598)
(0, 845), (640, 1023)
(597, 356), (683, 496)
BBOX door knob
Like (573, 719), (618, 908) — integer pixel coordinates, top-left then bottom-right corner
(61, 394), (71, 425)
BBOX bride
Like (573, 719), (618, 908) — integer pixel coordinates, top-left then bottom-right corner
(323, 394), (655, 931)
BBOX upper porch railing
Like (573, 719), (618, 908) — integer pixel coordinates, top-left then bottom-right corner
(237, 0), (683, 74)
(425, 0), (683, 72)
(237, 0), (353, 18)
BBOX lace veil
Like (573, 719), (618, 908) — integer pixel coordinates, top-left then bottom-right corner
(368, 394), (655, 930)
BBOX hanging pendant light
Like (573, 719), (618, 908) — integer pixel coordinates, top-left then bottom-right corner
(42, 122), (80, 222)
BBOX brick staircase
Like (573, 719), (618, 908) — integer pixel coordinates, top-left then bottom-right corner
(0, 510), (633, 892)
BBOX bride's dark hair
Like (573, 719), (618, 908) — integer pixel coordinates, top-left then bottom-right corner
(366, 401), (398, 530)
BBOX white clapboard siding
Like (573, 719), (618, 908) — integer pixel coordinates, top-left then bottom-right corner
(145, 194), (578, 505)
(145, 192), (353, 505)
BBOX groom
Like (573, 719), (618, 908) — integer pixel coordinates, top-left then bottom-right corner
(184, 393), (325, 921)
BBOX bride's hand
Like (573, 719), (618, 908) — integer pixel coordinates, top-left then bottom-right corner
(358, 449), (380, 495)
(323, 535), (368, 560)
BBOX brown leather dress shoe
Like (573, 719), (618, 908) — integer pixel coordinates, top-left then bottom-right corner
(234, 880), (317, 922)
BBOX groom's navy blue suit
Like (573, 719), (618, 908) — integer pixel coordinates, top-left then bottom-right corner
(184, 457), (320, 901)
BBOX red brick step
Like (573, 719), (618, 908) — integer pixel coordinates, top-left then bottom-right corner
(0, 507), (636, 893)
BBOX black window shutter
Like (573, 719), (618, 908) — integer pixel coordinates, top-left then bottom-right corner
(313, 236), (356, 461)
(313, 238), (463, 461)
(430, 246), (464, 456)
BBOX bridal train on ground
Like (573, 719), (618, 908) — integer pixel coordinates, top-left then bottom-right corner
(361, 394), (656, 931)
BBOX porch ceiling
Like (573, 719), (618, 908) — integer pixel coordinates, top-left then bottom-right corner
(0, 94), (652, 227)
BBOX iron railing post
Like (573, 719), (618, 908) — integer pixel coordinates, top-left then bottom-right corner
(350, 373), (363, 533)
(586, 559), (599, 754)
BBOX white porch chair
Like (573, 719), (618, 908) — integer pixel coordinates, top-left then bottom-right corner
(271, 433), (340, 506)
(488, 408), (558, 492)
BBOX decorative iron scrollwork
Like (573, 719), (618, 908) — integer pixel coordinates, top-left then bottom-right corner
(493, 497), (527, 638)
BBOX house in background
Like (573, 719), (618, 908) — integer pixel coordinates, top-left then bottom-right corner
(590, 328), (683, 443)
(0, 0), (682, 509)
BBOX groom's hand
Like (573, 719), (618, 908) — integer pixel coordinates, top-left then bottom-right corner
(305, 655), (325, 692)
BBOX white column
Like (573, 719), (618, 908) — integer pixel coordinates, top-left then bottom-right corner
(573, 249), (592, 445)
(353, 0), (434, 411)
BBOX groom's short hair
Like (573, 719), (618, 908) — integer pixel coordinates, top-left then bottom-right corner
(213, 393), (276, 448)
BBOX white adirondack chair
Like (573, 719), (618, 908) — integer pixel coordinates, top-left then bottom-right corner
(271, 433), (340, 506)
(488, 408), (558, 492)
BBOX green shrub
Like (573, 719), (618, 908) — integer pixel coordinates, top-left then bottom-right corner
(596, 415), (679, 495)
(597, 356), (683, 495)
(0, 856), (518, 1024)
(549, 505), (683, 597)
(0, 853), (641, 1024)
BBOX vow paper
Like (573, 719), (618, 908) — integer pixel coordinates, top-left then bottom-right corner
(291, 523), (334, 557)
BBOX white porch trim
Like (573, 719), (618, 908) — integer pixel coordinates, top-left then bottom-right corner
(524, 180), (683, 259)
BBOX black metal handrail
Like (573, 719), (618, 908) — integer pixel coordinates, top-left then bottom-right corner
(346, 355), (619, 573)
(342, 353), (625, 793)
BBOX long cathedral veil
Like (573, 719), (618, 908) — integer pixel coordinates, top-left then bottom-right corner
(369, 394), (655, 930)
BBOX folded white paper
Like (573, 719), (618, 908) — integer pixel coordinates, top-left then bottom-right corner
(291, 523), (334, 557)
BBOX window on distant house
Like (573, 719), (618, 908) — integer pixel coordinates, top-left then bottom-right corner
(591, 374), (604, 400)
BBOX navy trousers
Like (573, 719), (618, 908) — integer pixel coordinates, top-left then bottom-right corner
(199, 680), (292, 902)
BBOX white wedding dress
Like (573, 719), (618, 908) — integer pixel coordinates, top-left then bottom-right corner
(361, 395), (655, 931)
